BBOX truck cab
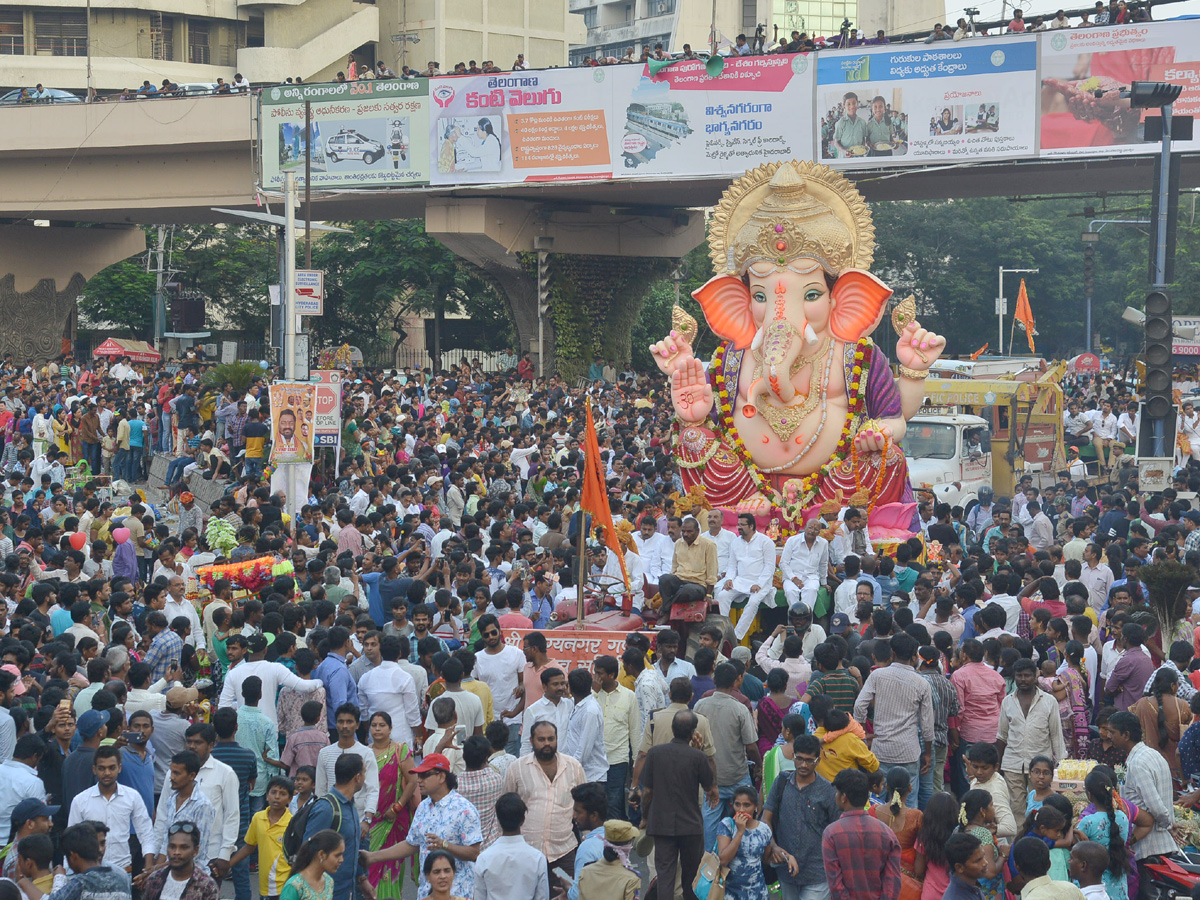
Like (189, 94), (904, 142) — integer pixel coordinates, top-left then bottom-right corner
(909, 376), (1067, 501)
(903, 413), (993, 510)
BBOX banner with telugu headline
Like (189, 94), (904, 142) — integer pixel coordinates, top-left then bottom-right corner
(815, 36), (1037, 167)
(255, 22), (1200, 191)
(260, 79), (430, 189)
(605, 56), (816, 177)
(1038, 20), (1200, 158)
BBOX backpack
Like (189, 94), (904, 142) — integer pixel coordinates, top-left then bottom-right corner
(282, 793), (343, 867)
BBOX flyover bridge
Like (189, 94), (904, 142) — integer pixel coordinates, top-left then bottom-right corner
(1, 21), (1197, 359)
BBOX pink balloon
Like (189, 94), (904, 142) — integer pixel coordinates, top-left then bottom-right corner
(68, 531), (87, 551)
(112, 527), (131, 544)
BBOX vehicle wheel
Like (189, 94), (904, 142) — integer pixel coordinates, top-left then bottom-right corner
(401, 151), (406, 161)
(328, 151), (339, 162)
(366, 151), (380, 164)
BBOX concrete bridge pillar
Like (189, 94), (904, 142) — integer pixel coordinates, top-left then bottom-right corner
(425, 197), (704, 377)
(0, 225), (146, 363)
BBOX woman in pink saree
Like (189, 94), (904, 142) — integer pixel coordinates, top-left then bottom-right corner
(367, 711), (418, 898)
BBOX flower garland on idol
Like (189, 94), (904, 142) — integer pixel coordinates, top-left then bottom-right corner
(706, 337), (872, 522)
(195, 556), (295, 593)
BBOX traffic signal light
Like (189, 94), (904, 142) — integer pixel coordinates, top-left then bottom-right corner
(1083, 245), (1095, 295)
(1143, 290), (1173, 420)
(537, 250), (551, 316)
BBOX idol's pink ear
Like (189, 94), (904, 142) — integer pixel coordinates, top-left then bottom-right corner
(829, 269), (893, 343)
(691, 275), (755, 350)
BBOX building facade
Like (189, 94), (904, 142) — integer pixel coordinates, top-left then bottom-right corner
(567, 0), (942, 62)
(0, 0), (585, 92)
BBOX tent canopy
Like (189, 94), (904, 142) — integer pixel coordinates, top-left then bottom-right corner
(1067, 353), (1101, 374)
(93, 338), (161, 364)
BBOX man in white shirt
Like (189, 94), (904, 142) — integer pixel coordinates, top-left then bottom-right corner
(561, 669), (609, 783)
(421, 658), (484, 735)
(472, 616), (528, 751)
(185, 723), (241, 876)
(1080, 543), (1114, 613)
(1091, 400), (1119, 471)
(716, 513), (778, 641)
(217, 636), (324, 727)
(829, 506), (872, 566)
(356, 635), (421, 747)
(520, 668), (574, 757)
(0, 738), (50, 844)
(705, 509), (736, 580)
(633, 516), (673, 597)
(779, 517), (829, 607)
(68, 745), (155, 871)
(315, 704), (381, 818)
(1026, 501), (1054, 551)
(163, 576), (203, 649)
(474, 792), (550, 900)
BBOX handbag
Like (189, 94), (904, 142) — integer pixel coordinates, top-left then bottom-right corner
(692, 822), (731, 900)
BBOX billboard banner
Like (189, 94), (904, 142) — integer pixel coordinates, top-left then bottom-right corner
(1038, 22), (1200, 158)
(312, 370), (343, 448)
(606, 55), (815, 177)
(268, 382), (316, 464)
(428, 69), (615, 185)
(260, 80), (430, 189)
(815, 37), (1038, 167)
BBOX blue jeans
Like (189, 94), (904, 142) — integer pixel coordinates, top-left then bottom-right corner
(126, 445), (143, 481)
(245, 457), (264, 478)
(504, 722), (521, 758)
(164, 456), (191, 485)
(82, 441), (100, 474)
(605, 762), (629, 820)
(702, 773), (752, 851)
(113, 448), (128, 482)
(230, 839), (251, 900)
(779, 882), (831, 900)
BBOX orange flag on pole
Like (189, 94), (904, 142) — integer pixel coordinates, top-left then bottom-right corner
(1014, 279), (1037, 353)
(580, 402), (630, 591)
(970, 342), (989, 360)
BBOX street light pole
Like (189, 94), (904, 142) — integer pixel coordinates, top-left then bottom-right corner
(996, 266), (1038, 355)
(283, 171), (297, 381)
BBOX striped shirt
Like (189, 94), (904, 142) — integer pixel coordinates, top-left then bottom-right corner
(853, 662), (934, 765)
(458, 766), (503, 849)
(806, 668), (860, 715)
(211, 740), (258, 835)
(920, 669), (960, 747)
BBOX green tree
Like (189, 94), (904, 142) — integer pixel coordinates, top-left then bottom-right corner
(174, 224), (277, 334)
(630, 243), (716, 372)
(79, 257), (156, 336)
(311, 219), (511, 363)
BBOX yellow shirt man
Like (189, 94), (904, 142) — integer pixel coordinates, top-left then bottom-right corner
(243, 807), (292, 896)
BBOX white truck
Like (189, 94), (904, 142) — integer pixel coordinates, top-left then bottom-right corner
(903, 413), (993, 511)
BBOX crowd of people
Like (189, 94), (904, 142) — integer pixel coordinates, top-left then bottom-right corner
(0, 348), (1198, 900)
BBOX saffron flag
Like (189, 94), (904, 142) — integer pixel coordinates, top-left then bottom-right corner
(970, 342), (989, 360)
(580, 403), (630, 591)
(1014, 279), (1037, 353)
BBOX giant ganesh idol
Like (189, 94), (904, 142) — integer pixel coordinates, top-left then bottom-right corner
(650, 160), (946, 527)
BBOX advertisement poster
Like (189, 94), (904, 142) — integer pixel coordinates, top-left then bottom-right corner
(312, 370), (343, 448)
(1038, 22), (1200, 157)
(606, 55), (815, 177)
(428, 69), (614, 185)
(268, 382), (316, 464)
(260, 80), (430, 189)
(815, 38), (1037, 166)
